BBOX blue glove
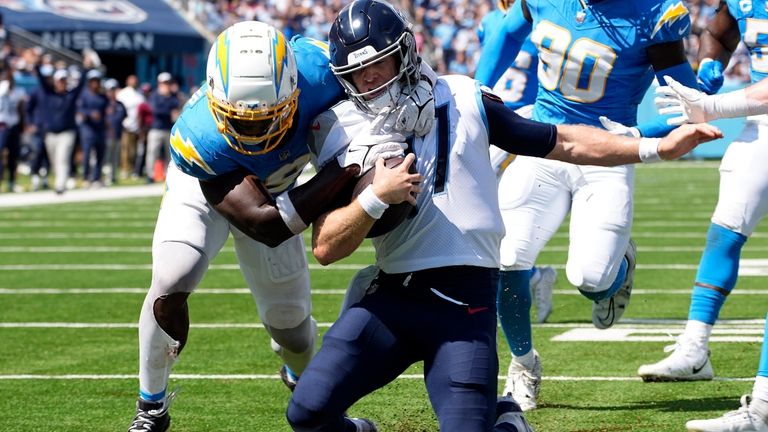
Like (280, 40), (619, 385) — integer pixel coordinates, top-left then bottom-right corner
(696, 59), (724, 95)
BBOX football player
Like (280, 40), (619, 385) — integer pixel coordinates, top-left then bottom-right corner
(127, 20), (436, 432)
(650, 73), (768, 432)
(474, 0), (700, 411)
(284, 1), (721, 431)
(637, 0), (768, 390)
(479, 0), (559, 326)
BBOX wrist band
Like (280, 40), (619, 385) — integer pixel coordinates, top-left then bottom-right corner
(276, 192), (308, 234)
(357, 185), (389, 219)
(639, 138), (662, 163)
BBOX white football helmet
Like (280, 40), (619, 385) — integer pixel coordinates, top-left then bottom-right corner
(206, 21), (299, 155)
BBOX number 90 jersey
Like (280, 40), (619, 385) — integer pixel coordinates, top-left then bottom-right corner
(726, 0), (768, 84)
(527, 0), (691, 128)
(169, 36), (343, 194)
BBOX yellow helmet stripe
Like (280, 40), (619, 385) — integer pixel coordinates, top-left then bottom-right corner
(216, 30), (230, 96)
(273, 31), (287, 95)
(651, 1), (689, 39)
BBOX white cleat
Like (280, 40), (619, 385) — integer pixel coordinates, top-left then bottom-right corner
(686, 395), (768, 432)
(531, 266), (556, 324)
(503, 350), (542, 411)
(637, 335), (713, 382)
(592, 239), (636, 329)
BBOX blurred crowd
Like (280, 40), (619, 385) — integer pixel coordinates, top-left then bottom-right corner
(0, 0), (754, 194)
(0, 42), (185, 194)
(171, 0), (753, 81)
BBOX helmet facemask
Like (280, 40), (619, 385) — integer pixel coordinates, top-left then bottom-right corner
(207, 89), (298, 155)
(332, 31), (418, 115)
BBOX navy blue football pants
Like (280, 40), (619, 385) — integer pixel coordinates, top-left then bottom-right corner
(287, 266), (502, 432)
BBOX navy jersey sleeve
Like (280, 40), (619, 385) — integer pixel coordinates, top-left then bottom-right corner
(481, 91), (556, 158)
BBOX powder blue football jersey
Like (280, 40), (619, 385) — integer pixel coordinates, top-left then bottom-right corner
(478, 9), (539, 110)
(169, 36), (343, 194)
(726, 0), (768, 83)
(525, 0), (692, 127)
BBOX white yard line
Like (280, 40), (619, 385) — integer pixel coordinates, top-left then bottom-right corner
(0, 184), (163, 208)
(0, 373), (752, 382)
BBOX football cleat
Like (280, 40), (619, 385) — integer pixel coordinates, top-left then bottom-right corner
(686, 395), (768, 432)
(531, 266), (557, 324)
(637, 335), (713, 382)
(128, 395), (175, 432)
(495, 396), (535, 431)
(350, 417), (378, 431)
(280, 364), (299, 392)
(503, 350), (542, 411)
(592, 239), (636, 329)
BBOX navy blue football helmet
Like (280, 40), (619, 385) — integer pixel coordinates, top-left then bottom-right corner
(328, 0), (420, 114)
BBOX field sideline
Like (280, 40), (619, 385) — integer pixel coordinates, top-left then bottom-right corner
(1, 160), (766, 431)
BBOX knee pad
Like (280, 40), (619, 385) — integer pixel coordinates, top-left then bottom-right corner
(152, 292), (190, 353)
(268, 316), (316, 356)
(264, 303), (309, 330)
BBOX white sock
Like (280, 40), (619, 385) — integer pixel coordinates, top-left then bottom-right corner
(513, 350), (536, 370)
(752, 376), (768, 407)
(684, 320), (712, 347)
(529, 268), (542, 286)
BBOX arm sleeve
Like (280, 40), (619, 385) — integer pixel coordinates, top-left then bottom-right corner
(474, 0), (533, 87)
(482, 91), (556, 158)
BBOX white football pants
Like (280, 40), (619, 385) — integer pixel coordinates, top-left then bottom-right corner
(138, 162), (313, 398)
(497, 156), (634, 293)
(712, 116), (768, 236)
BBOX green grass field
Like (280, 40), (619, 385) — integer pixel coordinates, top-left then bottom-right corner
(1, 161), (766, 431)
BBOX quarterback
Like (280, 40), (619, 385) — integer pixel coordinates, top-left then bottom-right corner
(474, 0), (700, 411)
(285, 1), (721, 431)
(127, 20), (435, 432)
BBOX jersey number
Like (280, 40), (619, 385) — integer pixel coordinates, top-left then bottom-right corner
(530, 21), (617, 103)
(493, 51), (533, 104)
(433, 104), (449, 194)
(745, 18), (768, 73)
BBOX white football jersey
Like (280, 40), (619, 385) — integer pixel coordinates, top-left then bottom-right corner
(312, 75), (505, 273)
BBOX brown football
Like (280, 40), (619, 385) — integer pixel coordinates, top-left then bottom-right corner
(352, 156), (417, 238)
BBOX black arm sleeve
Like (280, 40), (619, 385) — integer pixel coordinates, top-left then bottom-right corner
(482, 92), (557, 158)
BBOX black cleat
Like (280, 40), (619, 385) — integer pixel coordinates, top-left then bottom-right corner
(128, 399), (171, 432)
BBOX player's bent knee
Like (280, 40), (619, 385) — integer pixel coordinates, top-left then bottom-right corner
(567, 265), (614, 294)
(265, 303), (309, 330)
(152, 292), (190, 352)
(268, 316), (315, 354)
(286, 400), (326, 432)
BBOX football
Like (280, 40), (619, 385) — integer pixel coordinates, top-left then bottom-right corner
(352, 155), (417, 238)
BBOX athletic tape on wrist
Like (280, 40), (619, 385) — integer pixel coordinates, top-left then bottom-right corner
(639, 138), (662, 163)
(276, 192), (308, 234)
(357, 185), (389, 220)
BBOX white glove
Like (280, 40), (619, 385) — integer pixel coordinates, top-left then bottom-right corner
(655, 75), (714, 125)
(337, 128), (407, 177)
(391, 78), (435, 137)
(598, 116), (641, 138)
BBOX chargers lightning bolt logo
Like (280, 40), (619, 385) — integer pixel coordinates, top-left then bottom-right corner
(170, 130), (216, 176)
(651, 1), (690, 39)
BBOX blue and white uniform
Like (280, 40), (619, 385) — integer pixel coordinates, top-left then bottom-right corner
(473, 0), (697, 392)
(138, 35), (344, 403)
(476, 0), (694, 292)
